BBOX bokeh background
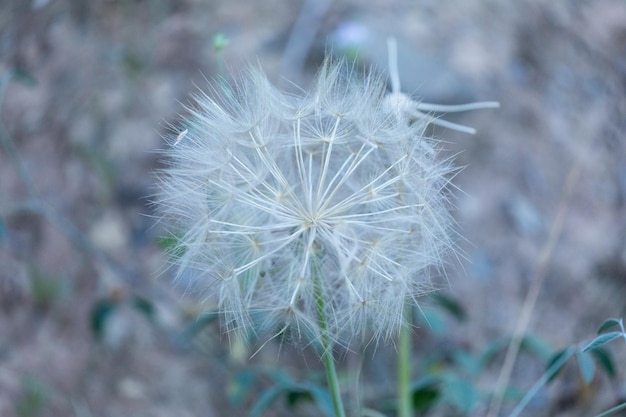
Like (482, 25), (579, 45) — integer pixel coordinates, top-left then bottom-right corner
(1, 1), (625, 416)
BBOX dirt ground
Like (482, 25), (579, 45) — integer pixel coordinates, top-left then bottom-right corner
(1, 1), (625, 416)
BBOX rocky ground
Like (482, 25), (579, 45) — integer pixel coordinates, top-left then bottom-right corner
(1, 1), (625, 416)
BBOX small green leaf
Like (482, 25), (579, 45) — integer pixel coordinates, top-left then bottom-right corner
(583, 332), (623, 352)
(412, 385), (439, 411)
(176, 312), (219, 346)
(452, 350), (482, 376)
(442, 374), (479, 413)
(411, 374), (440, 396)
(510, 348), (575, 417)
(213, 33), (230, 52)
(263, 368), (295, 386)
(417, 308), (445, 335)
(597, 318), (623, 334)
(248, 383), (288, 417)
(478, 334), (552, 369)
(28, 266), (65, 310)
(576, 349), (596, 384)
(11, 68), (37, 86)
(286, 388), (313, 407)
(131, 296), (155, 320)
(301, 385), (335, 417)
(589, 348), (616, 379)
(519, 334), (553, 362)
(546, 349), (571, 383)
(479, 337), (509, 367)
(90, 299), (117, 339)
(431, 293), (467, 321)
(228, 370), (255, 406)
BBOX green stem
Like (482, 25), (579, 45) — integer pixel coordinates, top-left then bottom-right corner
(315, 275), (347, 417)
(398, 304), (412, 417)
(508, 347), (574, 417)
(595, 401), (626, 417)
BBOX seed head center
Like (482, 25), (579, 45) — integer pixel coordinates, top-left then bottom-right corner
(303, 210), (328, 229)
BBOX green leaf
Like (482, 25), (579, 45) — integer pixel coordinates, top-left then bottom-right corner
(546, 349), (571, 383)
(452, 350), (482, 376)
(286, 388), (313, 407)
(175, 312), (219, 345)
(11, 68), (37, 87)
(412, 384), (439, 411)
(589, 348), (616, 379)
(131, 296), (155, 320)
(248, 383), (288, 417)
(583, 332), (623, 352)
(509, 348), (575, 417)
(519, 334), (553, 362)
(213, 33), (230, 52)
(478, 334), (552, 370)
(228, 370), (255, 406)
(479, 337), (510, 367)
(431, 293), (467, 321)
(597, 318), (623, 334)
(89, 299), (117, 339)
(299, 385), (335, 417)
(28, 266), (65, 309)
(248, 380), (334, 417)
(417, 308), (446, 335)
(576, 349), (596, 384)
(410, 374), (440, 393)
(442, 374), (479, 413)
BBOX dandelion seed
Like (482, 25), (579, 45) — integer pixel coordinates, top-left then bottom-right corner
(174, 128), (188, 145)
(156, 48), (495, 347)
(384, 37), (500, 134)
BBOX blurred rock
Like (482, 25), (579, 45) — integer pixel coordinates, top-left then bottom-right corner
(328, 20), (478, 102)
(88, 211), (128, 253)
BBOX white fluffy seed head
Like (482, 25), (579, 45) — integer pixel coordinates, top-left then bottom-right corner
(156, 58), (461, 347)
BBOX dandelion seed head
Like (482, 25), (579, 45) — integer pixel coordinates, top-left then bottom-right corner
(156, 57), (475, 347)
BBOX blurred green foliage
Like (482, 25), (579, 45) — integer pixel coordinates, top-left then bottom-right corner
(15, 375), (49, 417)
(28, 265), (66, 311)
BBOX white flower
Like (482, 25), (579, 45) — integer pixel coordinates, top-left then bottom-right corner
(156, 51), (494, 346)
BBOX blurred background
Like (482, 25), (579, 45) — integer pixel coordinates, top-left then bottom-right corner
(1, 0), (625, 416)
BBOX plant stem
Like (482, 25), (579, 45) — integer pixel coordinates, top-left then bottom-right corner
(595, 401), (626, 417)
(314, 275), (346, 417)
(321, 334), (346, 417)
(398, 304), (412, 417)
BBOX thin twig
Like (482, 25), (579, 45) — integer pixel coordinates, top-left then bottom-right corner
(486, 155), (583, 417)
